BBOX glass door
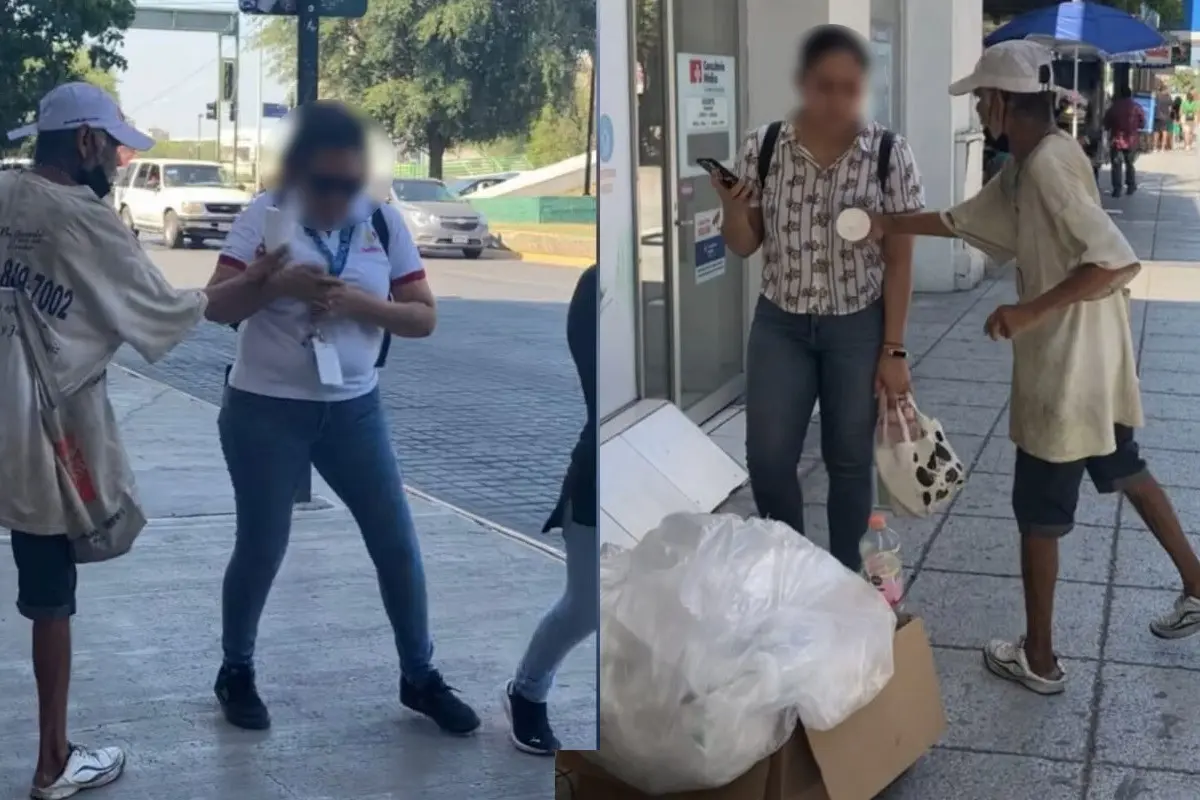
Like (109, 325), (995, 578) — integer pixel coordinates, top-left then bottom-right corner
(667, 0), (746, 420)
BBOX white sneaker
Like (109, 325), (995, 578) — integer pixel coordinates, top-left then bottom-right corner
(982, 637), (1066, 696)
(1150, 595), (1200, 640)
(30, 744), (125, 800)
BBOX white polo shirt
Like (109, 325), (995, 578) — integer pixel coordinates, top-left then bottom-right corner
(218, 193), (426, 402)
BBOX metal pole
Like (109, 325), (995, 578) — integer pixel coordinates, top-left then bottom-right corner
(196, 114), (201, 158)
(256, 21), (264, 189)
(216, 34), (223, 166)
(297, 2), (320, 104)
(583, 58), (596, 196)
(233, 34), (241, 182)
(294, 2), (319, 507)
(1072, 47), (1080, 140)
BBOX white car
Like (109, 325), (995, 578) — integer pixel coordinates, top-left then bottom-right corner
(115, 159), (252, 248)
(388, 178), (490, 259)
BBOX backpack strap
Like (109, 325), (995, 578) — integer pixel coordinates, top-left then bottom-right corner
(371, 206), (393, 369)
(877, 129), (895, 188)
(757, 121), (783, 189)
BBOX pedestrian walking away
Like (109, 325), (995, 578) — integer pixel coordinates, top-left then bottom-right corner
(203, 100), (480, 736)
(1153, 83), (1173, 151)
(717, 25), (925, 571)
(503, 263), (599, 755)
(869, 40), (1200, 696)
(1103, 83), (1143, 198)
(0, 82), (286, 799)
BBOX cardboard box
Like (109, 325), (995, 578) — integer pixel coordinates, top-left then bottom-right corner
(558, 615), (945, 800)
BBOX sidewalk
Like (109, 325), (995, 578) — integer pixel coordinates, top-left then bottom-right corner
(0, 368), (596, 799)
(720, 150), (1200, 799)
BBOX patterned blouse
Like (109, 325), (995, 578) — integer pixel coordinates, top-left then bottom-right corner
(736, 120), (925, 316)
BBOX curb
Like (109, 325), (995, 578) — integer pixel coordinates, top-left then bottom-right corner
(507, 251), (594, 268)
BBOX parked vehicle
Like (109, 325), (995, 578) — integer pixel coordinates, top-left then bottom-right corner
(0, 158), (31, 171)
(114, 159), (252, 248)
(388, 178), (490, 259)
(446, 171), (520, 197)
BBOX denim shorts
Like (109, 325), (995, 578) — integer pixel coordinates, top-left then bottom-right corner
(1012, 425), (1148, 538)
(10, 532), (77, 620)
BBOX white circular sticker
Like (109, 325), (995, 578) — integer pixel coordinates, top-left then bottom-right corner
(836, 208), (871, 242)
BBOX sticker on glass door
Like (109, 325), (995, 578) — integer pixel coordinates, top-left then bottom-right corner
(694, 208), (726, 284)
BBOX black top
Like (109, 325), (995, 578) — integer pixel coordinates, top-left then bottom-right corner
(544, 265), (598, 530)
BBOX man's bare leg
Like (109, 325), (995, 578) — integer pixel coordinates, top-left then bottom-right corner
(1020, 536), (1063, 678)
(1124, 476), (1200, 600)
(32, 619), (72, 788)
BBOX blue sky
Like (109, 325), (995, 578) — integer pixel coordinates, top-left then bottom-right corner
(119, 0), (290, 139)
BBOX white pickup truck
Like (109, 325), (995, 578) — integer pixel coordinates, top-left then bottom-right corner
(113, 158), (252, 248)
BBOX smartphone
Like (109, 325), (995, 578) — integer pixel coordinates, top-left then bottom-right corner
(263, 206), (287, 252)
(696, 158), (739, 188)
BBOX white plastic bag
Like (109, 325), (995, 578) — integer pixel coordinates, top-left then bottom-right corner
(589, 513), (896, 795)
(875, 393), (966, 518)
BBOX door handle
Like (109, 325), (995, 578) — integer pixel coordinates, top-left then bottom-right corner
(675, 219), (693, 228)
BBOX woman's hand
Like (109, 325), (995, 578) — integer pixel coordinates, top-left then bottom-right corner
(244, 246), (288, 284)
(311, 283), (374, 320)
(875, 354), (912, 402)
(712, 174), (756, 212)
(267, 264), (343, 302)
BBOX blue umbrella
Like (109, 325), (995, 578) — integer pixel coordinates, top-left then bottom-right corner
(985, 1), (1166, 55)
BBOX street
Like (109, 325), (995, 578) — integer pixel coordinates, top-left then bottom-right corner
(120, 240), (585, 539)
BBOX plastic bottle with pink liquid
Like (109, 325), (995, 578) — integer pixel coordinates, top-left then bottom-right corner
(860, 512), (903, 609)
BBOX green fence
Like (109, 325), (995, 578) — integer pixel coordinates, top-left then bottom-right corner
(393, 155), (533, 178)
(467, 196), (596, 225)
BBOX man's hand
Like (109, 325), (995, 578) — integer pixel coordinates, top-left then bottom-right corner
(985, 304), (1041, 340)
(244, 246), (288, 284)
(268, 264), (343, 302)
(875, 354), (912, 401)
(863, 211), (888, 242)
(311, 283), (374, 319)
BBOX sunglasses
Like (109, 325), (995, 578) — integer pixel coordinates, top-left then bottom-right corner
(307, 174), (363, 197)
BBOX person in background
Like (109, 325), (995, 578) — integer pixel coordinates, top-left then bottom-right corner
(203, 100), (481, 736)
(1153, 83), (1173, 151)
(503, 264), (598, 756)
(1181, 91), (1197, 150)
(715, 25), (925, 571)
(1102, 83), (1143, 197)
(1171, 94), (1182, 148)
(1, 82), (284, 800)
(869, 40), (1200, 697)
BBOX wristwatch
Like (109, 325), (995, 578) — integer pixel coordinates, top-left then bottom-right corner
(883, 345), (908, 360)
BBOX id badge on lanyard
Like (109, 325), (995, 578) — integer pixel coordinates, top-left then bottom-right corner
(305, 226), (354, 387)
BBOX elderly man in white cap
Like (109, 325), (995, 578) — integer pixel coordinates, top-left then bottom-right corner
(868, 41), (1200, 696)
(1, 83), (285, 798)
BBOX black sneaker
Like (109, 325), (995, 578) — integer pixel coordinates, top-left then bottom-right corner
(502, 681), (560, 755)
(400, 670), (480, 735)
(214, 663), (271, 730)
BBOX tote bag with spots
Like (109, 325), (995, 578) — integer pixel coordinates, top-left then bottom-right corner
(874, 393), (965, 518)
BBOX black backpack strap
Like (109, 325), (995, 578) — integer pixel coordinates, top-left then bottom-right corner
(877, 129), (895, 187)
(371, 206), (393, 369)
(757, 121), (783, 189)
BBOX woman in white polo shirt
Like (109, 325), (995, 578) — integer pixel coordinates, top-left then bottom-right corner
(202, 101), (480, 735)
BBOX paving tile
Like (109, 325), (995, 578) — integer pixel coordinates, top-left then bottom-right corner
(907, 571), (1106, 660)
(1095, 662), (1200, 772)
(1142, 391), (1200, 421)
(930, 648), (1096, 761)
(1088, 765), (1200, 799)
(1114, 528), (1200, 589)
(910, 378), (1010, 409)
(912, 357), (1012, 384)
(1138, 369), (1200, 397)
(923, 337), (1013, 363)
(921, 516), (1112, 584)
(923, 403), (1006, 437)
(1104, 586), (1200, 670)
(973, 434), (1015, 475)
(1139, 349), (1200, 374)
(881, 749), (1083, 800)
(1121, 485), (1200, 532)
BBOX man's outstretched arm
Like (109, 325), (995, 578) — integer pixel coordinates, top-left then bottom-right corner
(876, 212), (958, 239)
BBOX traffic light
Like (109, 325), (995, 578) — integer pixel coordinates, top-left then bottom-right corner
(228, 100), (237, 123)
(221, 60), (236, 102)
(205, 102), (218, 121)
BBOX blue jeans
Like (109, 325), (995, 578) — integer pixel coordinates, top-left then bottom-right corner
(744, 296), (882, 571)
(512, 509), (598, 703)
(218, 386), (434, 684)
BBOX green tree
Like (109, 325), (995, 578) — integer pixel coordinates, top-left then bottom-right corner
(526, 61), (592, 167)
(254, 0), (594, 178)
(70, 48), (120, 103)
(0, 1), (136, 145)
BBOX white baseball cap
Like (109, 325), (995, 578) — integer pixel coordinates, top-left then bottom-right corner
(948, 40), (1056, 97)
(6, 82), (155, 150)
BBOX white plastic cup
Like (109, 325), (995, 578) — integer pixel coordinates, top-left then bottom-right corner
(836, 207), (871, 242)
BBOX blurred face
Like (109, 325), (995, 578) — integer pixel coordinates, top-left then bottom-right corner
(975, 89), (1006, 139)
(76, 126), (119, 180)
(298, 146), (365, 227)
(796, 49), (865, 130)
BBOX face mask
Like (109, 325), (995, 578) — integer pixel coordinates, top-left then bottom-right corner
(75, 130), (116, 199)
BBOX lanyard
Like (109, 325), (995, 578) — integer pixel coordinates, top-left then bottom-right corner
(303, 226), (354, 277)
